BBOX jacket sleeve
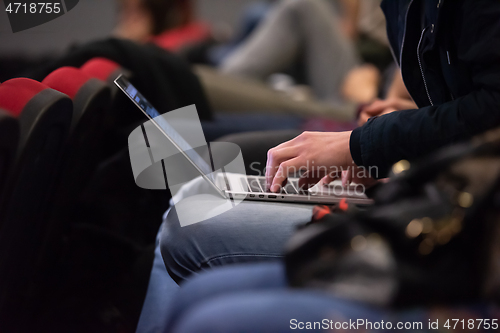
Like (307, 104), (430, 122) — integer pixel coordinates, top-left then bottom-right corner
(350, 0), (500, 178)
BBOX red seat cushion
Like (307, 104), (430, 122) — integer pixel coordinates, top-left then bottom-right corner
(0, 79), (48, 117)
(80, 57), (121, 82)
(42, 67), (92, 100)
(149, 22), (210, 51)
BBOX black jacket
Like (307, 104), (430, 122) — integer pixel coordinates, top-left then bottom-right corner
(350, 0), (500, 177)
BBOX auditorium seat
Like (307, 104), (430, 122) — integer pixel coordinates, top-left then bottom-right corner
(43, 66), (110, 130)
(0, 78), (73, 331)
(83, 56), (143, 125)
(80, 57), (136, 142)
(0, 110), (19, 202)
(80, 57), (127, 85)
(42, 66), (110, 157)
(41, 65), (159, 331)
(41, 66), (112, 273)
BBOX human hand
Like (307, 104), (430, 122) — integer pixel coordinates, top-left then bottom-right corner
(265, 131), (355, 193)
(357, 97), (417, 126)
(320, 168), (380, 190)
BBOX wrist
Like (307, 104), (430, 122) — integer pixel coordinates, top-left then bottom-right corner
(349, 128), (363, 167)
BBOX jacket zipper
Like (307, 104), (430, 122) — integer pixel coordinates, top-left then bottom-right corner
(399, 0), (414, 70)
(398, 0), (415, 104)
(417, 26), (434, 106)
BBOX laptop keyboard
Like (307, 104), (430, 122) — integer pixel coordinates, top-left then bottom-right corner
(241, 176), (306, 195)
(245, 177), (266, 193)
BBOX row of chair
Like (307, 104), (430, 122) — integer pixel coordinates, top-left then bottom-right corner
(0, 41), (210, 330)
(0, 58), (126, 331)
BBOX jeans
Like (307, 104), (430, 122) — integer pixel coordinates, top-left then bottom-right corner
(143, 181), (498, 332)
(163, 262), (499, 333)
(164, 262), (387, 333)
(135, 228), (179, 333)
(209, 1), (273, 66)
(221, 0), (359, 105)
(159, 177), (315, 283)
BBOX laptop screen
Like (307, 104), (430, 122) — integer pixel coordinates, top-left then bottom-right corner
(115, 75), (214, 181)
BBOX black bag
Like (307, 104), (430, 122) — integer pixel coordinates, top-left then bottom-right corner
(285, 129), (500, 307)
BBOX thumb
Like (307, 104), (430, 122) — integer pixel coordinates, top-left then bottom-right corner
(321, 170), (352, 187)
(320, 170), (344, 186)
(361, 99), (383, 113)
(341, 170), (352, 187)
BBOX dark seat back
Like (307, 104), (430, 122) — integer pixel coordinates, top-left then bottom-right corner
(0, 110), (19, 200)
(0, 78), (73, 332)
(43, 66), (111, 175)
(39, 67), (112, 281)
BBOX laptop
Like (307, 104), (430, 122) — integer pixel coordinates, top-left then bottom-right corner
(115, 75), (373, 205)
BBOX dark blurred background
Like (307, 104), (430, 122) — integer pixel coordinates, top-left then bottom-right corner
(0, 0), (254, 78)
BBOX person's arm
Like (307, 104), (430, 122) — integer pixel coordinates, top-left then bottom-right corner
(266, 0), (500, 189)
(350, 0), (500, 177)
(386, 69), (411, 100)
(357, 70), (416, 126)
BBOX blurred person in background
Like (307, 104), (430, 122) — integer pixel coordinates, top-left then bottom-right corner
(114, 0), (394, 110)
(110, 0), (309, 140)
(113, 0), (211, 52)
(219, 0), (393, 107)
